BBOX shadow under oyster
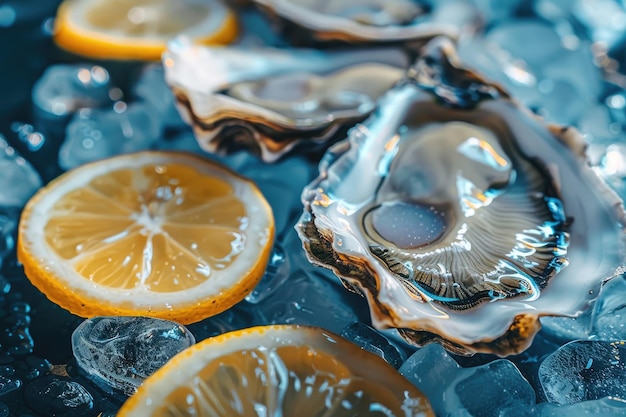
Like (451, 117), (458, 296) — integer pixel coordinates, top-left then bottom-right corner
(296, 37), (626, 356)
(163, 40), (408, 162)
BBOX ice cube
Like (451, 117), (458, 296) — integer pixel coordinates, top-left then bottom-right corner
(540, 309), (593, 344)
(71, 316), (195, 396)
(471, 0), (526, 22)
(485, 19), (565, 74)
(31, 64), (113, 137)
(571, 0), (626, 49)
(133, 64), (185, 129)
(23, 375), (94, 416)
(457, 36), (542, 108)
(341, 322), (406, 369)
(535, 79), (588, 125)
(595, 143), (626, 200)
(245, 243), (290, 303)
(538, 340), (626, 404)
(187, 302), (261, 341)
(58, 102), (161, 170)
(155, 129), (206, 155)
(591, 275), (626, 341)
(0, 135), (42, 208)
(0, 209), (17, 267)
(542, 46), (602, 105)
(400, 344), (536, 416)
(536, 397), (626, 416)
(577, 104), (623, 144)
(254, 268), (364, 334)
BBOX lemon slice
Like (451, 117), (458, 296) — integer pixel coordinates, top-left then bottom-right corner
(17, 151), (274, 324)
(117, 325), (435, 416)
(54, 0), (239, 60)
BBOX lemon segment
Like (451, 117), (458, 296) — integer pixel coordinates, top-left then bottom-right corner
(18, 151), (274, 324)
(117, 325), (435, 416)
(54, 0), (239, 60)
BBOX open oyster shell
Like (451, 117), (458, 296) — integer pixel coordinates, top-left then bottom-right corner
(296, 37), (626, 356)
(163, 40), (408, 162)
(252, 0), (479, 46)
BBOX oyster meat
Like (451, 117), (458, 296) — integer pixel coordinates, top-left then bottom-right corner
(163, 40), (408, 161)
(297, 37), (626, 356)
(252, 0), (479, 46)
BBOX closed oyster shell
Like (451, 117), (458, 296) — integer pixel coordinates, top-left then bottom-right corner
(163, 40), (408, 161)
(253, 0), (480, 46)
(297, 37), (626, 356)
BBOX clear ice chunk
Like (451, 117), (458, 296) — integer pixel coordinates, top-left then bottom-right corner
(58, 102), (161, 170)
(537, 397), (626, 416)
(0, 376), (21, 396)
(340, 322), (405, 369)
(187, 302), (261, 341)
(232, 154), (315, 302)
(535, 79), (588, 125)
(540, 309), (592, 344)
(0, 135), (42, 208)
(0, 209), (18, 267)
(155, 129), (206, 155)
(31, 64), (112, 125)
(245, 243), (290, 303)
(456, 36), (542, 108)
(71, 316), (195, 396)
(23, 375), (94, 416)
(133, 64), (185, 129)
(541, 46), (602, 105)
(471, 0), (526, 22)
(571, 0), (626, 48)
(400, 344), (536, 416)
(593, 143), (626, 200)
(254, 268), (362, 334)
(485, 20), (564, 74)
(538, 340), (626, 404)
(577, 104), (623, 144)
(591, 275), (626, 341)
(32, 64), (111, 115)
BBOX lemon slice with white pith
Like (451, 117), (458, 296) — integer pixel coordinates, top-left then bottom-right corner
(54, 0), (239, 60)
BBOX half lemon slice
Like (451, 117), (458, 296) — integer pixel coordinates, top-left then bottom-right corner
(17, 151), (274, 324)
(54, 0), (239, 60)
(118, 325), (435, 416)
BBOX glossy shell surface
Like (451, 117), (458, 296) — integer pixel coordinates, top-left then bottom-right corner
(163, 40), (408, 161)
(297, 38), (626, 356)
(253, 0), (479, 45)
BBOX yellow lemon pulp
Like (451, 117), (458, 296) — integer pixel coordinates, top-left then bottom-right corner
(18, 151), (274, 324)
(117, 325), (435, 416)
(54, 0), (239, 60)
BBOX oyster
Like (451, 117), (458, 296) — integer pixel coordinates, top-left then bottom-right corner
(252, 0), (479, 46)
(163, 40), (408, 161)
(297, 37), (626, 356)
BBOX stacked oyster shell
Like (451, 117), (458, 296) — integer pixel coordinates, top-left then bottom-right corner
(163, 41), (408, 161)
(252, 0), (479, 46)
(296, 38), (626, 356)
